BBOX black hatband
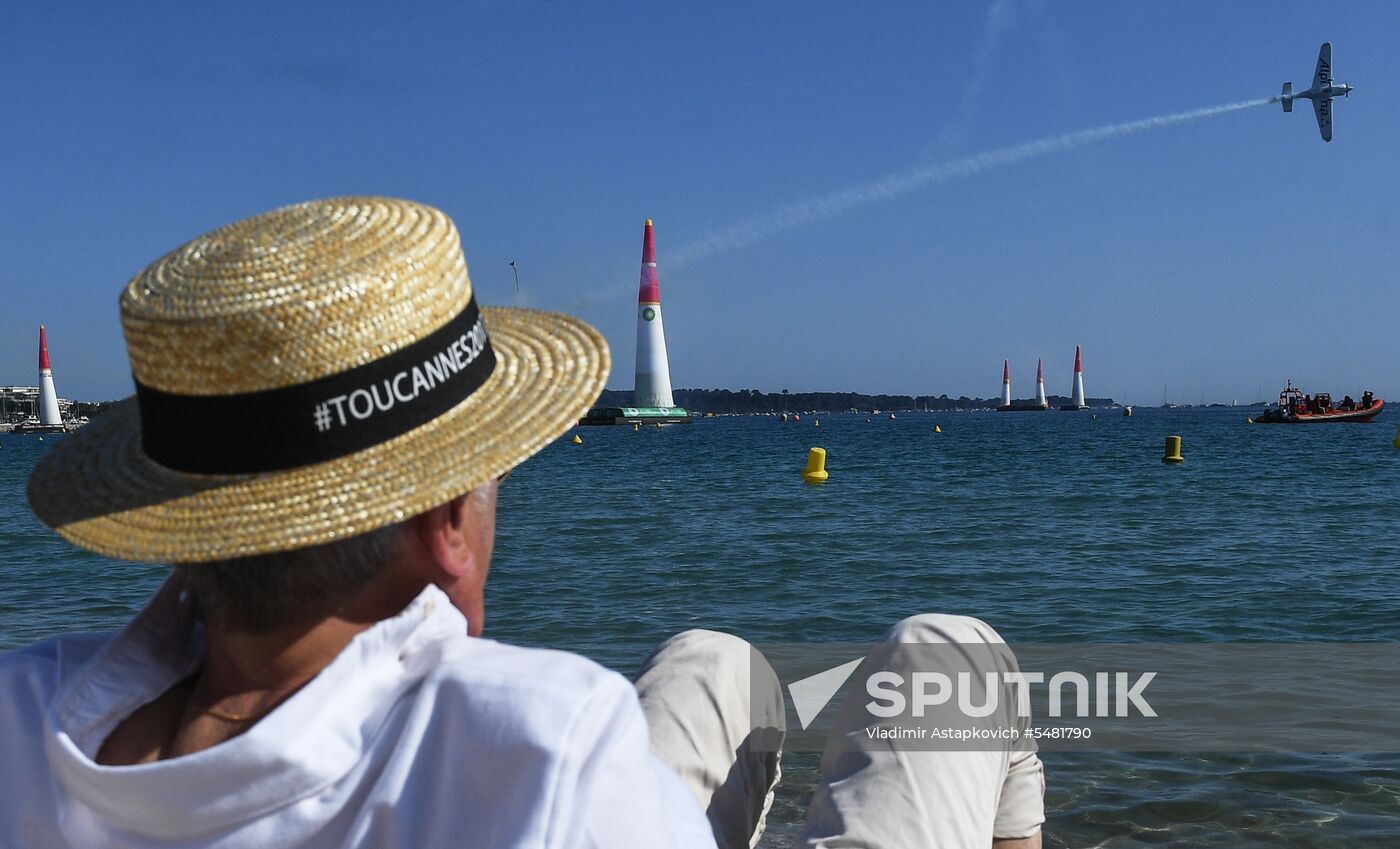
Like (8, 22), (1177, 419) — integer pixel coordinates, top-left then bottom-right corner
(136, 297), (496, 474)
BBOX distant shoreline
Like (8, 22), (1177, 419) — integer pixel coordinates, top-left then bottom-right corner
(595, 388), (1119, 415)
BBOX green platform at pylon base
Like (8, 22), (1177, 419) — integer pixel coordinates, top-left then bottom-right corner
(11, 422), (68, 434)
(579, 406), (694, 425)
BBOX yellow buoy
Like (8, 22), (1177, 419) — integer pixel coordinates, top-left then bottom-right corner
(1162, 435), (1183, 463)
(1123, 406), (1133, 417)
(633, 423), (639, 431)
(571, 434), (583, 444)
(814, 419), (820, 427)
(1393, 426), (1400, 449)
(934, 425), (942, 433)
(802, 447), (829, 484)
(1246, 417), (1254, 424)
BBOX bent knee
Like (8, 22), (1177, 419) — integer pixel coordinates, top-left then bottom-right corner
(881, 613), (1006, 645)
(636, 629), (782, 726)
(655, 628), (755, 664)
(639, 629), (764, 690)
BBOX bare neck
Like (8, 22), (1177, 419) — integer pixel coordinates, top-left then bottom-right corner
(97, 572), (428, 766)
(199, 617), (368, 696)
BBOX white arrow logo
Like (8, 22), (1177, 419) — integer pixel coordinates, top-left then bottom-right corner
(788, 658), (864, 730)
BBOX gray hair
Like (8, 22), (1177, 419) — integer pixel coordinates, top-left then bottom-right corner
(176, 521), (409, 633)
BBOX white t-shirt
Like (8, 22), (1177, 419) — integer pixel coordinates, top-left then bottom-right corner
(0, 584), (717, 848)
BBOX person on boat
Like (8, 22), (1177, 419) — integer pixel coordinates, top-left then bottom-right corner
(1341, 395), (1355, 411)
(1363, 390), (1375, 409)
(3, 198), (1045, 849)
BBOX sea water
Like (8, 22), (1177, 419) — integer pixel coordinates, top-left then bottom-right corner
(3, 408), (1398, 846)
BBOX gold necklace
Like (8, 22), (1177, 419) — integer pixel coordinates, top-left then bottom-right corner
(186, 677), (309, 724)
(196, 703), (264, 723)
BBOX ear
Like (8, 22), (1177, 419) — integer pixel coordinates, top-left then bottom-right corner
(410, 488), (496, 637)
(414, 497), (475, 580)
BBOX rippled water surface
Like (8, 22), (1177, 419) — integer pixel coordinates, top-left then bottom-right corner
(3, 408), (1398, 846)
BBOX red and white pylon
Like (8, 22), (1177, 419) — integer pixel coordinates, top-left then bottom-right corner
(634, 219), (675, 408)
(37, 325), (62, 425)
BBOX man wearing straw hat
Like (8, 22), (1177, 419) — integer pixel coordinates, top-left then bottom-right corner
(1, 198), (1042, 848)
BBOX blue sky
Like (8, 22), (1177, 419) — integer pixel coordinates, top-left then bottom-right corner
(3, 1), (1398, 404)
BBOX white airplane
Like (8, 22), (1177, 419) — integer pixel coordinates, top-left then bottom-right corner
(1280, 42), (1353, 142)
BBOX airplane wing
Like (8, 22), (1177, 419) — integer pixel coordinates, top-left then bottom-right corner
(1313, 42), (1332, 89)
(1313, 96), (1332, 142)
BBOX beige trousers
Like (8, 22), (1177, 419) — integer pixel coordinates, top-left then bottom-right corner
(635, 615), (1045, 848)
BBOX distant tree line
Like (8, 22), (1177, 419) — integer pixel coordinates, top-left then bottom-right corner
(594, 389), (1115, 414)
(74, 401), (120, 419)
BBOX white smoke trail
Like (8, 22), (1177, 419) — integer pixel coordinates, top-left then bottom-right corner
(928, 0), (1017, 153)
(670, 97), (1275, 268)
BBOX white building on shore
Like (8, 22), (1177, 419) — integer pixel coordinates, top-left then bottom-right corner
(0, 385), (76, 426)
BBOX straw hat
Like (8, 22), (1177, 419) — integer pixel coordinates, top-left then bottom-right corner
(27, 197), (609, 563)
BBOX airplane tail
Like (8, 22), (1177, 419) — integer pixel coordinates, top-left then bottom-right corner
(1281, 82), (1293, 112)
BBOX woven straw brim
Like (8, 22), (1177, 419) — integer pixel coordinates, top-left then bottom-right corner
(26, 306), (608, 563)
